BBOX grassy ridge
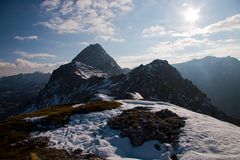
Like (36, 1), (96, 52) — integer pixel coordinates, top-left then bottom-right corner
(0, 101), (122, 160)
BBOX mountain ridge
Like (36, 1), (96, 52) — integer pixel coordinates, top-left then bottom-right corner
(0, 72), (51, 120)
(174, 56), (240, 118)
(32, 44), (240, 126)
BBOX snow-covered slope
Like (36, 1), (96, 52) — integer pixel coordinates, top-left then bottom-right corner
(35, 100), (240, 160)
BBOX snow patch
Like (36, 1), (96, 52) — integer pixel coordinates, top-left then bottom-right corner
(90, 93), (114, 101)
(72, 104), (84, 108)
(24, 116), (47, 122)
(127, 92), (143, 100)
(35, 100), (240, 159)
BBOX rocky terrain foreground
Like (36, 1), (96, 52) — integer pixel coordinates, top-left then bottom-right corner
(2, 100), (239, 159)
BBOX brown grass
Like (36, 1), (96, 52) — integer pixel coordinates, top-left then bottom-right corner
(0, 101), (121, 159)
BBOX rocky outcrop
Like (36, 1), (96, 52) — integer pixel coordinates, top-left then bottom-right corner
(108, 107), (185, 146)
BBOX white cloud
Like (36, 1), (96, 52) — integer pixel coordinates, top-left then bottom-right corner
(14, 35), (38, 40)
(182, 3), (188, 7)
(40, 0), (133, 41)
(0, 58), (67, 77)
(78, 41), (91, 46)
(0, 61), (16, 68)
(118, 54), (157, 68)
(117, 38), (240, 68)
(149, 38), (208, 53)
(14, 50), (56, 59)
(60, 0), (74, 15)
(173, 14), (240, 37)
(142, 25), (167, 37)
(41, 0), (61, 11)
(98, 35), (125, 42)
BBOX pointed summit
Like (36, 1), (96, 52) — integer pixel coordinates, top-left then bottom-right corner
(72, 43), (122, 76)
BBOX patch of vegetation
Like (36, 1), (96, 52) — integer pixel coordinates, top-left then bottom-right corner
(108, 108), (185, 146)
(0, 101), (121, 159)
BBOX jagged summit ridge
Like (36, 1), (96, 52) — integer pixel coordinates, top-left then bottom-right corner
(72, 43), (122, 76)
(33, 46), (240, 126)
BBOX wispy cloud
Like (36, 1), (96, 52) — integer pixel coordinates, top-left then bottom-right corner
(142, 25), (167, 37)
(98, 35), (125, 42)
(117, 38), (240, 68)
(172, 14), (240, 37)
(14, 50), (56, 59)
(0, 58), (67, 76)
(78, 41), (91, 46)
(14, 35), (38, 40)
(41, 0), (60, 11)
(40, 0), (133, 42)
(143, 14), (240, 38)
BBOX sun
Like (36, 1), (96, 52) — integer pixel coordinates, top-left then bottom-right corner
(184, 7), (200, 23)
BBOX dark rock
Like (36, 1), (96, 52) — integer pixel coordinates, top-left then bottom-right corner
(108, 107), (185, 146)
(171, 154), (178, 160)
(72, 43), (122, 76)
(155, 109), (178, 119)
(154, 143), (161, 151)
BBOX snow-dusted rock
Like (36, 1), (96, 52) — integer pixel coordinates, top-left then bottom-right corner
(125, 92), (143, 100)
(89, 93), (114, 102)
(35, 100), (240, 159)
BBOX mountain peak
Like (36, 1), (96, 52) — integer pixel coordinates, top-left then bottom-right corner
(72, 43), (106, 62)
(148, 59), (169, 66)
(136, 59), (181, 78)
(72, 43), (122, 76)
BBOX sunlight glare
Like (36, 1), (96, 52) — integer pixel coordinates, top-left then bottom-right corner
(184, 8), (200, 23)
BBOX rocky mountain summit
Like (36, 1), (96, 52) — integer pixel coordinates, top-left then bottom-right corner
(33, 44), (239, 126)
(72, 43), (122, 76)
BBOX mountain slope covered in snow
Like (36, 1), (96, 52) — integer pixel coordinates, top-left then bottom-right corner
(36, 100), (240, 160)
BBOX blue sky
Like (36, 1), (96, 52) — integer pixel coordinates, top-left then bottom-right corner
(0, 0), (240, 76)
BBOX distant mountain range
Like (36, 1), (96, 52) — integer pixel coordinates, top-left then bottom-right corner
(174, 56), (240, 118)
(0, 72), (50, 120)
(32, 44), (239, 125)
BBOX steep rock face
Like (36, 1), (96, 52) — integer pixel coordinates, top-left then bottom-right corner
(174, 56), (240, 118)
(34, 62), (107, 109)
(72, 44), (122, 76)
(109, 60), (225, 118)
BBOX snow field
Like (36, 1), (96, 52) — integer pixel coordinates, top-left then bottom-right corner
(35, 100), (240, 160)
